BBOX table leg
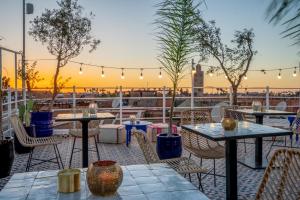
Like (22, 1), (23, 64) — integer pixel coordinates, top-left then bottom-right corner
(81, 121), (89, 168)
(256, 115), (263, 124)
(226, 139), (237, 200)
(126, 129), (130, 147)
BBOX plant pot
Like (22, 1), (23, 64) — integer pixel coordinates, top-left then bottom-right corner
(31, 111), (53, 137)
(87, 160), (123, 196)
(0, 137), (15, 178)
(156, 133), (182, 159)
(14, 125), (34, 154)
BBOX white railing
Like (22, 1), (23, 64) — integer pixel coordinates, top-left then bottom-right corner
(2, 85), (300, 137)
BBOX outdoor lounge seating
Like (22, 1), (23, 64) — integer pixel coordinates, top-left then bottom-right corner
(98, 124), (125, 144)
(132, 129), (207, 191)
(10, 115), (64, 171)
(181, 109), (225, 186)
(255, 149), (300, 200)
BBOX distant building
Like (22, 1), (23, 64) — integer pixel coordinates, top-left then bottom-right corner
(194, 64), (204, 96)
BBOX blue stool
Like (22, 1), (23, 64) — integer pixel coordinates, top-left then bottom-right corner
(123, 121), (152, 146)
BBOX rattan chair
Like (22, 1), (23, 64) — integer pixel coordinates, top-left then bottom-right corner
(69, 127), (100, 168)
(10, 115), (64, 171)
(133, 129), (207, 191)
(181, 108), (225, 187)
(255, 149), (300, 200)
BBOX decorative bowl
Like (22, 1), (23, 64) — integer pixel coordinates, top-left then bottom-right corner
(87, 160), (123, 196)
(221, 118), (237, 131)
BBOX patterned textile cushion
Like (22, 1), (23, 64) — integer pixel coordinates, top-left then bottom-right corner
(98, 124), (125, 144)
(147, 123), (177, 142)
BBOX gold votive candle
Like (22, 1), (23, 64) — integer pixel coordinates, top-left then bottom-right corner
(58, 169), (81, 193)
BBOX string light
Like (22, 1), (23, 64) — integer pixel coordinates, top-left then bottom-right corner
(79, 63), (83, 75)
(225, 75), (228, 79)
(293, 67), (297, 77)
(101, 66), (105, 78)
(121, 68), (125, 79)
(209, 71), (213, 77)
(277, 69), (282, 79)
(158, 68), (162, 78)
(191, 59), (196, 74)
(243, 75), (248, 80)
(139, 68), (144, 80)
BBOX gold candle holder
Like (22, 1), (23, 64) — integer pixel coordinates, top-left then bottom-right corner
(58, 169), (81, 193)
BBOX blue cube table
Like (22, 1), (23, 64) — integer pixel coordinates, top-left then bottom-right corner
(123, 121), (152, 146)
(0, 164), (210, 200)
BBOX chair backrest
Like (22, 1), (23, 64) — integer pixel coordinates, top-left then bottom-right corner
(181, 108), (212, 126)
(256, 149), (300, 200)
(225, 106), (245, 121)
(10, 115), (31, 147)
(275, 101), (287, 111)
(132, 129), (160, 164)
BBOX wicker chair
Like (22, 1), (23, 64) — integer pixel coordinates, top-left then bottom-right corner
(69, 125), (100, 168)
(133, 129), (207, 191)
(10, 115), (64, 171)
(181, 108), (225, 187)
(255, 149), (300, 200)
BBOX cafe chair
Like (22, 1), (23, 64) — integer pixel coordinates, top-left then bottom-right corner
(10, 115), (64, 171)
(181, 109), (225, 187)
(133, 129), (207, 191)
(69, 126), (100, 168)
(255, 149), (300, 200)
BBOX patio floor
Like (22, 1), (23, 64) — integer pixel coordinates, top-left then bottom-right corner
(1, 126), (298, 200)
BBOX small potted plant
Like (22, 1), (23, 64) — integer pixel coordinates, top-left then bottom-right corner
(14, 100), (35, 154)
(155, 0), (200, 159)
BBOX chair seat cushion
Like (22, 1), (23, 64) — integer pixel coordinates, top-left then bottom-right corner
(98, 124), (125, 144)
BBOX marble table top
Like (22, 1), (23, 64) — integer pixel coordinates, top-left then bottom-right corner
(182, 121), (292, 141)
(55, 113), (115, 122)
(231, 109), (296, 116)
(0, 164), (209, 200)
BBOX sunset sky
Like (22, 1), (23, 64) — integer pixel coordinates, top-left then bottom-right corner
(0, 0), (299, 89)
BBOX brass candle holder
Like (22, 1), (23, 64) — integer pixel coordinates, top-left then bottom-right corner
(58, 169), (81, 193)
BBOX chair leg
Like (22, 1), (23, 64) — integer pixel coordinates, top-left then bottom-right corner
(53, 144), (61, 169)
(94, 136), (100, 160)
(188, 173), (192, 182)
(213, 159), (216, 187)
(266, 137), (276, 159)
(200, 158), (203, 166)
(243, 139), (247, 153)
(26, 149), (34, 172)
(197, 173), (204, 192)
(69, 137), (76, 168)
(55, 144), (64, 169)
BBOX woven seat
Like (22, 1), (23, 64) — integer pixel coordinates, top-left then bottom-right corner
(181, 108), (225, 186)
(69, 128), (99, 138)
(256, 149), (300, 200)
(132, 129), (207, 191)
(10, 115), (64, 171)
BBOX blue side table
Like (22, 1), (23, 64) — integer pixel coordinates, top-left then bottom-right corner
(123, 121), (152, 146)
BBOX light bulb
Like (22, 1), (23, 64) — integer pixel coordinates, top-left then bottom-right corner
(121, 69), (125, 79)
(158, 68), (162, 78)
(192, 67), (196, 74)
(278, 69), (282, 79)
(79, 66), (83, 75)
(225, 75), (228, 79)
(139, 73), (143, 80)
(101, 67), (105, 78)
(209, 72), (213, 77)
(243, 75), (247, 80)
(293, 68), (297, 77)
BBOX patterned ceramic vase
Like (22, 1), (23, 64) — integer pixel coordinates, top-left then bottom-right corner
(87, 160), (123, 196)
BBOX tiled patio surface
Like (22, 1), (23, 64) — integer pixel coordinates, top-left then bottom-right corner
(0, 118), (298, 200)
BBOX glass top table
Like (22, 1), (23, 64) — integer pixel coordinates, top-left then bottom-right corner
(0, 164), (210, 200)
(182, 122), (292, 200)
(55, 113), (115, 167)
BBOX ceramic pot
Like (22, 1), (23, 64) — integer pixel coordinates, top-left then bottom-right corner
(87, 160), (123, 196)
(221, 118), (237, 131)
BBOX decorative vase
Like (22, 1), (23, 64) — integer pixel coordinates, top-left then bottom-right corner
(221, 118), (237, 131)
(30, 111), (53, 137)
(252, 101), (262, 112)
(58, 169), (81, 193)
(129, 115), (136, 125)
(156, 133), (182, 159)
(87, 160), (123, 196)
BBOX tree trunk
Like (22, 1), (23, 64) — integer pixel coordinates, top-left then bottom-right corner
(168, 83), (177, 137)
(26, 80), (31, 98)
(232, 85), (238, 106)
(50, 60), (61, 110)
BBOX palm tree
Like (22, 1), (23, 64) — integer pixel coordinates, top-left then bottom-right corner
(266, 0), (300, 47)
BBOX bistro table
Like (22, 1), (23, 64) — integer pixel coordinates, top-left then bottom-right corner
(230, 109), (296, 169)
(123, 120), (152, 146)
(182, 121), (292, 200)
(55, 113), (115, 168)
(0, 163), (210, 200)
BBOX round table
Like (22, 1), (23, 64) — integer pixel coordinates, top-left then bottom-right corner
(123, 121), (152, 146)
